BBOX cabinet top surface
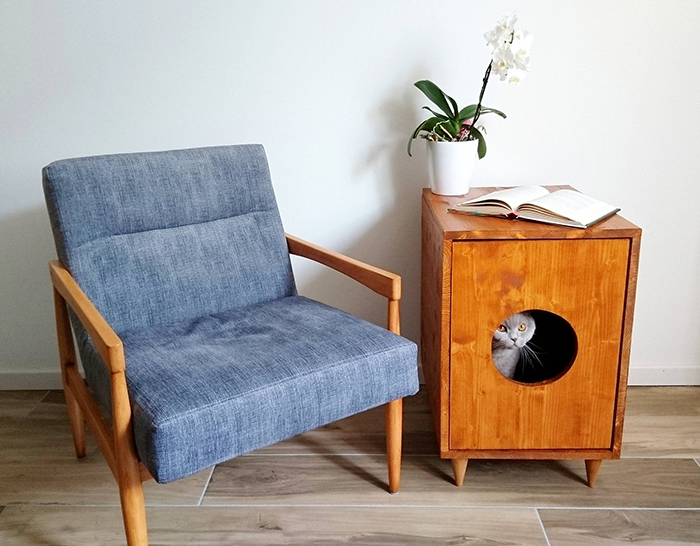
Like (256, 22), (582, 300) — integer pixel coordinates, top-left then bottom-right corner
(423, 187), (641, 240)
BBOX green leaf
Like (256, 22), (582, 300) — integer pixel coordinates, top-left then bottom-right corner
(445, 94), (460, 119)
(407, 116), (443, 156)
(422, 106), (449, 120)
(434, 119), (459, 140)
(414, 80), (456, 118)
(479, 106), (507, 119)
(457, 104), (478, 122)
(469, 125), (487, 159)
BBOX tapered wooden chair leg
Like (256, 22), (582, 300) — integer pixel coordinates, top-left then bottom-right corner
(386, 398), (403, 493)
(112, 370), (149, 546)
(451, 459), (468, 487)
(119, 477), (148, 546)
(585, 459), (602, 487)
(64, 385), (86, 458)
(53, 287), (87, 459)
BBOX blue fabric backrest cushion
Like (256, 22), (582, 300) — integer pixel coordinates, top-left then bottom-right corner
(43, 145), (296, 333)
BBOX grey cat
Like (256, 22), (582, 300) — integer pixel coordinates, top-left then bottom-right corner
(491, 312), (540, 379)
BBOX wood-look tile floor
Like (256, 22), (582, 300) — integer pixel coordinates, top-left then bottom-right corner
(0, 387), (698, 545)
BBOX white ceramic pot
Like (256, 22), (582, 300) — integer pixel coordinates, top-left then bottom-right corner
(426, 140), (479, 196)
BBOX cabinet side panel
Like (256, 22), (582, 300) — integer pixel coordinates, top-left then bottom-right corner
(421, 196), (451, 452)
(611, 232), (641, 454)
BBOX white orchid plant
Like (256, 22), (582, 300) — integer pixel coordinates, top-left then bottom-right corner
(408, 13), (532, 158)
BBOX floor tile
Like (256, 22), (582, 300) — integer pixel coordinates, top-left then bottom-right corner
(204, 455), (700, 508)
(622, 415), (700, 458)
(539, 508), (700, 546)
(0, 448), (212, 506)
(254, 393), (437, 456)
(0, 505), (548, 546)
(0, 391), (48, 418)
(622, 387), (700, 458)
(625, 387), (700, 417)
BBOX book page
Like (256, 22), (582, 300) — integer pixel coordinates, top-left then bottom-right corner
(518, 190), (618, 225)
(459, 185), (549, 211)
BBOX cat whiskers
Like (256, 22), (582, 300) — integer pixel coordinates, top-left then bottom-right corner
(520, 342), (544, 370)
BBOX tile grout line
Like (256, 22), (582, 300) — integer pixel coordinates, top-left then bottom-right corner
(197, 466), (216, 506)
(7, 502), (700, 511)
(535, 509), (553, 546)
(26, 390), (52, 414)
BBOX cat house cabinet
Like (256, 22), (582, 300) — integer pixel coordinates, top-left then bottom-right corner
(420, 187), (641, 487)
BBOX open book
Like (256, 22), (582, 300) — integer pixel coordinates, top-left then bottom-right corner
(448, 186), (620, 229)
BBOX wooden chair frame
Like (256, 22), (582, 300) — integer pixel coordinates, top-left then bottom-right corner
(50, 233), (406, 546)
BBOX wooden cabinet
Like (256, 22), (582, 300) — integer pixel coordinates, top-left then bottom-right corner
(420, 187), (641, 487)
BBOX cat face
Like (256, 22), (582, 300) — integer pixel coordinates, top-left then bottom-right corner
(493, 312), (536, 350)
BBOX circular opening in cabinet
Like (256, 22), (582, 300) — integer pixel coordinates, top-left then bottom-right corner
(491, 309), (578, 384)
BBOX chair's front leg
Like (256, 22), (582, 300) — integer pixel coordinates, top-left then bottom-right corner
(385, 298), (405, 493)
(386, 398), (403, 493)
(112, 370), (149, 546)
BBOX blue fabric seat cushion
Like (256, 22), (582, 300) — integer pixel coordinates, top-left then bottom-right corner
(117, 296), (418, 483)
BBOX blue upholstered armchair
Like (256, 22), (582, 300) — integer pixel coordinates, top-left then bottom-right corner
(43, 145), (419, 546)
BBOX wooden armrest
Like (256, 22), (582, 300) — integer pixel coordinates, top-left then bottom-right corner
(49, 260), (125, 373)
(286, 234), (401, 301)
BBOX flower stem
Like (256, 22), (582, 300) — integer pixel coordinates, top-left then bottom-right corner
(472, 63), (492, 126)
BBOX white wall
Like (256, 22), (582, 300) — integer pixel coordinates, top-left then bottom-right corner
(1, 0), (698, 387)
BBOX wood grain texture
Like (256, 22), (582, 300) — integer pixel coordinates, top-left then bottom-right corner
(49, 260), (124, 373)
(286, 233), (401, 300)
(623, 387), (700, 458)
(0, 453), (211, 506)
(53, 287), (86, 458)
(0, 390), (211, 506)
(420, 193), (452, 454)
(585, 459), (602, 487)
(451, 459), (468, 486)
(2, 386), (700, 543)
(450, 238), (630, 451)
(421, 188), (641, 468)
(386, 398), (403, 493)
(611, 231), (642, 455)
(203, 455), (700, 508)
(423, 187), (641, 240)
(540, 509), (700, 546)
(251, 391), (437, 456)
(0, 391), (48, 418)
(0, 506), (549, 546)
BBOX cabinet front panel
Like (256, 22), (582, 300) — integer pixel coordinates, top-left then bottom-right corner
(449, 238), (630, 451)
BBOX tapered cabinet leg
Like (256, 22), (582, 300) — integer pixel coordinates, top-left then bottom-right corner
(451, 459), (468, 487)
(585, 459), (603, 487)
(386, 398), (403, 493)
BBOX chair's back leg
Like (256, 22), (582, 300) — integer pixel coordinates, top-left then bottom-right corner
(53, 288), (86, 458)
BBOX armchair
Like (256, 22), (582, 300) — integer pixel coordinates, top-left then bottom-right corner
(43, 145), (419, 546)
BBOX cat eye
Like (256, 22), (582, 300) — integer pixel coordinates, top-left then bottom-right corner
(518, 323), (527, 331)
(497, 325), (506, 332)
